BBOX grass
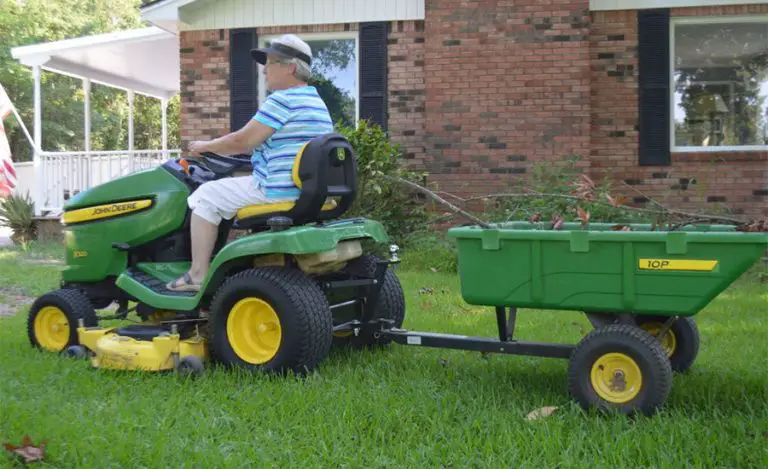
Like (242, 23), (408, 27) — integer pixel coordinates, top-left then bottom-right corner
(1, 241), (767, 468)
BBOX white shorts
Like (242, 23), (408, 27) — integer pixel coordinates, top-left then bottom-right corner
(187, 176), (278, 225)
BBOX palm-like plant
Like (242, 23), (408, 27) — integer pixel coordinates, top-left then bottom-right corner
(0, 192), (37, 245)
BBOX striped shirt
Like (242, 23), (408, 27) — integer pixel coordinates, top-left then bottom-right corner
(251, 86), (334, 200)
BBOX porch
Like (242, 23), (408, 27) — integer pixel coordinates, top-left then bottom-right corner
(10, 26), (182, 215)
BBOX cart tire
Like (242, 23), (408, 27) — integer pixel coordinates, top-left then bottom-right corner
(635, 316), (700, 373)
(568, 324), (672, 416)
(207, 267), (333, 375)
(27, 289), (98, 353)
(334, 254), (405, 349)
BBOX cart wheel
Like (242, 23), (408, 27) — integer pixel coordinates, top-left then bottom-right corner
(635, 316), (700, 373)
(177, 356), (205, 378)
(64, 345), (89, 360)
(207, 267), (332, 375)
(333, 254), (406, 349)
(27, 289), (98, 353)
(568, 324), (672, 416)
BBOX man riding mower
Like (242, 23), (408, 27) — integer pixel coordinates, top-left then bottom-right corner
(26, 34), (406, 377)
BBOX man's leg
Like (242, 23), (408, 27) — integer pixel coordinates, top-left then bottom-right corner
(187, 212), (218, 285)
(167, 176), (270, 291)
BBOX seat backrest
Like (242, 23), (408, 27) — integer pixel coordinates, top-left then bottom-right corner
(290, 132), (357, 224)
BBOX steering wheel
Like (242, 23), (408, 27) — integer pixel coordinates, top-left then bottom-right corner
(194, 152), (252, 177)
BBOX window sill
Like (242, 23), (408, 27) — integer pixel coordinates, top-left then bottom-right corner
(672, 145), (768, 153)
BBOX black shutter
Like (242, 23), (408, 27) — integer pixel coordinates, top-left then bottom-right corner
(358, 22), (389, 132)
(230, 28), (258, 132)
(637, 9), (671, 166)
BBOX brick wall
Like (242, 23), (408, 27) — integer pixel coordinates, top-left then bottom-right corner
(590, 4), (768, 219)
(388, 21), (427, 170)
(421, 0), (592, 198)
(179, 30), (230, 150)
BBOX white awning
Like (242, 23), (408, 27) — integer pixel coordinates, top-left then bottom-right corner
(10, 27), (179, 100)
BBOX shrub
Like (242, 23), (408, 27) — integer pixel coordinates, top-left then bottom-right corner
(0, 191), (37, 245)
(336, 119), (433, 247)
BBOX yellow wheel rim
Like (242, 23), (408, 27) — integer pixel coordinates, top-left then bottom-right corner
(640, 322), (677, 357)
(590, 353), (643, 404)
(226, 298), (282, 364)
(34, 306), (71, 352)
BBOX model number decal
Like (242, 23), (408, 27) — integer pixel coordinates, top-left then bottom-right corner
(639, 259), (719, 271)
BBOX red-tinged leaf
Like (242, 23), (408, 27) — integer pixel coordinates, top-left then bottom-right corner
(579, 173), (596, 189)
(528, 213), (542, 223)
(575, 206), (590, 227)
(551, 213), (564, 230)
(3, 435), (46, 463)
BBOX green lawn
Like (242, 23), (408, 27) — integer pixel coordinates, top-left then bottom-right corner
(1, 242), (766, 467)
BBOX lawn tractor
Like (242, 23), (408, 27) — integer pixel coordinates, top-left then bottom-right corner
(27, 132), (406, 377)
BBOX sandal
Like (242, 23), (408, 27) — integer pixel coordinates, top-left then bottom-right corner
(166, 272), (201, 292)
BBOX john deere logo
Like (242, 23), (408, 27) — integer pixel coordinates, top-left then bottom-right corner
(91, 202), (138, 216)
(62, 199), (152, 225)
(336, 149), (346, 161)
(74, 250), (88, 258)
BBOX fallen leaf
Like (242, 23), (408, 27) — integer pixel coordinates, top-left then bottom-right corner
(429, 267), (438, 273)
(551, 213), (564, 230)
(3, 435), (46, 463)
(526, 406), (559, 421)
(528, 213), (542, 223)
(611, 225), (631, 231)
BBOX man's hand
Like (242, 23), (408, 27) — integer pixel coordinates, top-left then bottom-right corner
(186, 121), (276, 157)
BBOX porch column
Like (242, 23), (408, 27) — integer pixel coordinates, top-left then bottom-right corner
(161, 98), (168, 158)
(83, 79), (91, 188)
(127, 90), (134, 172)
(32, 65), (43, 216)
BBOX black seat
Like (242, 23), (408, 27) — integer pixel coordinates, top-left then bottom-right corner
(232, 133), (357, 231)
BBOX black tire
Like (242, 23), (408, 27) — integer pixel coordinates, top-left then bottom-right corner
(634, 316), (700, 373)
(27, 289), (98, 353)
(568, 324), (673, 416)
(177, 356), (205, 378)
(208, 267), (333, 375)
(64, 345), (89, 360)
(334, 254), (406, 349)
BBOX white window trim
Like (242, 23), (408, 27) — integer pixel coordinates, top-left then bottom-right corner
(257, 31), (360, 125)
(669, 14), (768, 153)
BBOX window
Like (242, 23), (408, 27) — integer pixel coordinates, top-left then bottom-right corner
(258, 32), (359, 127)
(671, 16), (768, 151)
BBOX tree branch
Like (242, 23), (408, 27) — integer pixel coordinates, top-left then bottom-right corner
(383, 176), (492, 228)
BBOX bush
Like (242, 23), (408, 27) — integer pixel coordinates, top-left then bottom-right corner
(336, 119), (433, 247)
(0, 191), (37, 245)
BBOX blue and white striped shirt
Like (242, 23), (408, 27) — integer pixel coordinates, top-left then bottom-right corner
(251, 86), (334, 200)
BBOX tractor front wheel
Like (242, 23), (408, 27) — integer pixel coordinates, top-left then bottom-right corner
(27, 289), (98, 353)
(568, 324), (672, 416)
(207, 267), (333, 375)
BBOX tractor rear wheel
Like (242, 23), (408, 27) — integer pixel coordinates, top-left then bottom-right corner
(207, 267), (333, 375)
(333, 254), (405, 349)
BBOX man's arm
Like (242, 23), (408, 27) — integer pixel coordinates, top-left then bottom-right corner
(190, 119), (276, 155)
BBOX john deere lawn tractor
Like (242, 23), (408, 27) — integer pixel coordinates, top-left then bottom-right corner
(27, 133), (406, 376)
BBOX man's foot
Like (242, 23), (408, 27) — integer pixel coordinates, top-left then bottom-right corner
(166, 272), (201, 292)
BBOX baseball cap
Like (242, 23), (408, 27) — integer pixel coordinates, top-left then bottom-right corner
(251, 34), (312, 67)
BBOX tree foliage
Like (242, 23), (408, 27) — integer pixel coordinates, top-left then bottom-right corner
(0, 0), (180, 162)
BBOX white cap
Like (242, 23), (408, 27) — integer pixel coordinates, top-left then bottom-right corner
(251, 34), (312, 67)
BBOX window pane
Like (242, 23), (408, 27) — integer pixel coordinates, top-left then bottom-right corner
(307, 39), (357, 127)
(673, 21), (768, 147)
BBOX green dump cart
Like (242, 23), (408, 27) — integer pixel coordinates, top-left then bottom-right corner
(379, 222), (767, 415)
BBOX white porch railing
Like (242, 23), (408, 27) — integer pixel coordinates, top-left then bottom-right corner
(36, 149), (180, 214)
